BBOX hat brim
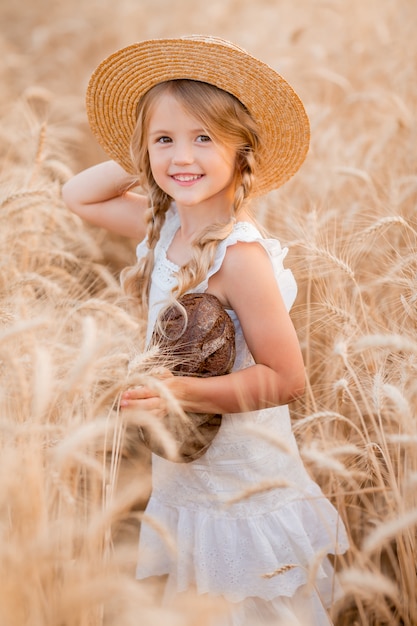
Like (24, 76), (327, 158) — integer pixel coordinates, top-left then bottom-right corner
(86, 37), (310, 196)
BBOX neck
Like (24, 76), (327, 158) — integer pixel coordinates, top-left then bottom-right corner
(175, 201), (234, 239)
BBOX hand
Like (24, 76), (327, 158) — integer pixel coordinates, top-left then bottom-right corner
(120, 368), (174, 418)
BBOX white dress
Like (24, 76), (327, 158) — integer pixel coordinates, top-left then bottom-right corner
(135, 205), (349, 625)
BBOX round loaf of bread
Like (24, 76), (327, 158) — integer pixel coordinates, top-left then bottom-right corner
(152, 293), (236, 376)
(139, 293), (236, 462)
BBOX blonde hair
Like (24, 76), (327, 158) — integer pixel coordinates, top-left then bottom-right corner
(121, 79), (261, 315)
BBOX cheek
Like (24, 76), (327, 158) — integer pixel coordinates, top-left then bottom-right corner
(219, 148), (238, 174)
(147, 152), (170, 192)
(147, 146), (155, 167)
(148, 149), (163, 176)
(221, 154), (238, 183)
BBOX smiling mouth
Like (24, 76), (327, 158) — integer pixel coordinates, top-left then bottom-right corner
(171, 174), (203, 182)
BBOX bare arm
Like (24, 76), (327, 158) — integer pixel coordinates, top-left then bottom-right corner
(123, 242), (305, 414)
(62, 160), (149, 240)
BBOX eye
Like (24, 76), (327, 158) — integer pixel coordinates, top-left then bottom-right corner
(196, 135), (211, 143)
(156, 136), (172, 144)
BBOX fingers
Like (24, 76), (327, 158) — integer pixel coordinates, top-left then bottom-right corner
(120, 369), (174, 415)
(120, 385), (168, 418)
(121, 386), (156, 404)
(123, 398), (166, 418)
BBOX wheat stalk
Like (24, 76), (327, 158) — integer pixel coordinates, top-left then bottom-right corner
(2, 1), (417, 624)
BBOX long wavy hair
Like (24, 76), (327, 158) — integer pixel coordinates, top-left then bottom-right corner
(120, 79), (261, 317)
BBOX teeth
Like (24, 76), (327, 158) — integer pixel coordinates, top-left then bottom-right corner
(173, 174), (201, 182)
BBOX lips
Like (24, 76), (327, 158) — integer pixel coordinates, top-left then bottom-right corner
(171, 174), (203, 182)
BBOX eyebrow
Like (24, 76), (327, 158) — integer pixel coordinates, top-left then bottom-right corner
(148, 130), (170, 136)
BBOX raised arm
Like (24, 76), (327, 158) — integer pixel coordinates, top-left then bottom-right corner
(62, 160), (149, 240)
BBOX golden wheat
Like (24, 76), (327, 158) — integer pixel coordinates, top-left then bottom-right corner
(1, 0), (417, 624)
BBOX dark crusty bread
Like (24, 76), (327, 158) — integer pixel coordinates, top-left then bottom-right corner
(152, 293), (236, 377)
(139, 293), (236, 462)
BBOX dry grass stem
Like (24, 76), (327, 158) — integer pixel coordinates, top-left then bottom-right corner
(362, 507), (417, 555)
(227, 479), (293, 504)
(261, 564), (299, 579)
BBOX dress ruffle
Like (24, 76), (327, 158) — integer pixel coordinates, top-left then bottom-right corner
(210, 576), (336, 626)
(136, 479), (348, 604)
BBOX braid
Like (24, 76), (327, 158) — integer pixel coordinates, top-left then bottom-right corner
(175, 220), (235, 298)
(121, 184), (171, 316)
(233, 148), (257, 215)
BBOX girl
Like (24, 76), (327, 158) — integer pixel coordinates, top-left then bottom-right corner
(63, 36), (349, 625)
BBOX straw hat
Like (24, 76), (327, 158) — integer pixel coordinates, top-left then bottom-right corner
(86, 36), (310, 195)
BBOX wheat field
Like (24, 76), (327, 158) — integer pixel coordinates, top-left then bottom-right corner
(1, 0), (416, 624)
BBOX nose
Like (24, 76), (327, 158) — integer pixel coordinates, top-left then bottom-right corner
(171, 140), (194, 165)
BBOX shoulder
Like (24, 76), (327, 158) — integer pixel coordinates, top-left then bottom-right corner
(220, 219), (272, 275)
(209, 238), (277, 309)
(221, 238), (270, 276)
(223, 221), (297, 306)
(215, 219), (264, 269)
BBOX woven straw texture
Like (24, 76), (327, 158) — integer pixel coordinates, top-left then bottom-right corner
(86, 36), (310, 195)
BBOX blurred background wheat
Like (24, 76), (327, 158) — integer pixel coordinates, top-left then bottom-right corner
(1, 0), (416, 624)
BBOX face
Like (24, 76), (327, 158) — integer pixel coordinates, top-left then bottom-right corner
(146, 93), (237, 215)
